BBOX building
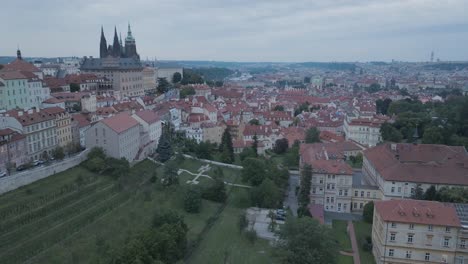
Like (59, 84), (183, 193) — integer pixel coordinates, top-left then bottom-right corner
(85, 113), (141, 161)
(132, 110), (162, 144)
(0, 128), (28, 172)
(80, 24), (144, 98)
(372, 200), (468, 264)
(0, 108), (57, 160)
(363, 143), (468, 200)
(43, 107), (72, 148)
(343, 116), (384, 147)
(0, 71), (30, 110)
(71, 113), (91, 148)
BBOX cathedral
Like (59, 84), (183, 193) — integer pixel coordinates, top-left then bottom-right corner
(99, 24), (140, 60)
(81, 24), (145, 98)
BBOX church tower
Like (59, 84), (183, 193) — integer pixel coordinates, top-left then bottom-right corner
(99, 26), (108, 58)
(16, 48), (22, 60)
(112, 26), (121, 57)
(125, 23), (139, 59)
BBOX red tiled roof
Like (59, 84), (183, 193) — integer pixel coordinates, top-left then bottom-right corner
(72, 113), (91, 128)
(0, 70), (27, 80)
(101, 113), (139, 134)
(134, 110), (160, 124)
(2, 59), (40, 73)
(6, 109), (56, 126)
(375, 200), (461, 227)
(364, 143), (468, 185)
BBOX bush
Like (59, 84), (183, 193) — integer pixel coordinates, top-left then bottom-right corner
(362, 236), (373, 251)
(202, 179), (227, 203)
(238, 212), (249, 233)
(183, 186), (202, 213)
(245, 229), (257, 244)
(363, 201), (374, 223)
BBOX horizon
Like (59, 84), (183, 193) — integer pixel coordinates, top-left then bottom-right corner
(1, 1), (468, 62)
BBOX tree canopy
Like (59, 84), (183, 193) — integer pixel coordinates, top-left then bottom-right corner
(305, 127), (320, 143)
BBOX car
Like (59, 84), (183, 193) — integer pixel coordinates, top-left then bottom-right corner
(16, 165), (27, 171)
(0, 171), (7, 178)
(275, 215), (286, 221)
(33, 160), (45, 166)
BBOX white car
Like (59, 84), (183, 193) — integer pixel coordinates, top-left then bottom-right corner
(0, 171), (7, 178)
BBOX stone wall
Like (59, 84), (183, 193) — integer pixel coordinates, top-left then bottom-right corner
(0, 149), (90, 195)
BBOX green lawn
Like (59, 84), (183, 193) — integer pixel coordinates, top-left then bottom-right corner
(0, 157), (272, 264)
(337, 254), (354, 264)
(332, 220), (353, 252)
(354, 221), (376, 264)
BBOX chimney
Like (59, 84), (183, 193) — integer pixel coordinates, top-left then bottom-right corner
(18, 111), (23, 116)
(391, 143), (397, 152)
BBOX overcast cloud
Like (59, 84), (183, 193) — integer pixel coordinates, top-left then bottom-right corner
(2, 0), (468, 62)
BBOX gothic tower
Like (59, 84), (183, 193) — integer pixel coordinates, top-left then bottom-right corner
(99, 26), (108, 58)
(112, 26), (121, 57)
(125, 23), (139, 59)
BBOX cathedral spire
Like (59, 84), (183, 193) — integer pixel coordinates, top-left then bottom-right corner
(99, 26), (108, 58)
(112, 26), (121, 57)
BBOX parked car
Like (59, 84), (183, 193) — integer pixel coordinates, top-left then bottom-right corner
(33, 160), (45, 166)
(0, 171), (7, 178)
(16, 165), (27, 171)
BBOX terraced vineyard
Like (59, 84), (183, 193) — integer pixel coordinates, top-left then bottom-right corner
(0, 162), (158, 264)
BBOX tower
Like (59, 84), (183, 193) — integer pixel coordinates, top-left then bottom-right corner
(112, 26), (121, 57)
(16, 47), (22, 60)
(119, 32), (124, 56)
(430, 51), (434, 63)
(125, 23), (139, 59)
(99, 26), (108, 58)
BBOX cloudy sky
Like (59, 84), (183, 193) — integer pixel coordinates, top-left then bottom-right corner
(2, 0), (468, 62)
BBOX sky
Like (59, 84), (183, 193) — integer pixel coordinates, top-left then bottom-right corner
(2, 0), (468, 62)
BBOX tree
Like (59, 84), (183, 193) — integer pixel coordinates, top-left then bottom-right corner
(250, 178), (282, 208)
(365, 83), (380, 93)
(179, 87), (195, 99)
(202, 178), (227, 203)
(363, 202), (374, 223)
(411, 184), (424, 200)
(298, 165), (312, 207)
(238, 212), (249, 233)
(252, 134), (258, 157)
(274, 105), (285, 111)
(157, 77), (170, 94)
(105, 157), (130, 178)
(172, 72), (182, 83)
(219, 128), (234, 163)
(181, 68), (204, 85)
(305, 127), (320, 143)
(273, 138), (289, 154)
(423, 185), (437, 200)
(277, 217), (338, 264)
(162, 162), (178, 186)
(241, 158), (266, 186)
(422, 126), (445, 144)
(70, 83), (80, 93)
(52, 146), (65, 160)
(194, 141), (212, 159)
(156, 124), (173, 162)
(239, 147), (257, 161)
(249, 119), (260, 125)
(184, 186), (202, 213)
(376, 98), (392, 115)
(380, 123), (403, 142)
(285, 140), (300, 168)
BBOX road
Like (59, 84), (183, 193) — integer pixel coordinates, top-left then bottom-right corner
(284, 171), (299, 216)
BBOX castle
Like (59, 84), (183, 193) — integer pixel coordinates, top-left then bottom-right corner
(99, 24), (139, 59)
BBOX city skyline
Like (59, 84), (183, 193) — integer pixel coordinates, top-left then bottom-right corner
(2, 0), (468, 62)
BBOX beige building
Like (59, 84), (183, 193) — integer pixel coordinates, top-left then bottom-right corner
(343, 116), (383, 147)
(85, 113), (141, 161)
(202, 122), (225, 145)
(43, 107), (72, 148)
(142, 67), (157, 94)
(373, 200), (468, 264)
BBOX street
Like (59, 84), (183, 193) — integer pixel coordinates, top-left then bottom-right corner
(284, 171), (299, 216)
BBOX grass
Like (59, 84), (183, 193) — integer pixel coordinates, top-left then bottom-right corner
(0, 157), (272, 264)
(337, 254), (354, 264)
(354, 221), (376, 264)
(332, 220), (353, 252)
(188, 182), (276, 264)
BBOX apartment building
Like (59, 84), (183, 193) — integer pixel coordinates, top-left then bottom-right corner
(132, 110), (162, 144)
(372, 200), (468, 264)
(43, 107), (72, 148)
(0, 108), (57, 160)
(85, 113), (141, 161)
(0, 128), (28, 172)
(363, 143), (468, 200)
(343, 116), (384, 147)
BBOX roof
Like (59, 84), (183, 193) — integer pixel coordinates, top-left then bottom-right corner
(134, 110), (160, 124)
(101, 113), (140, 134)
(80, 57), (143, 70)
(2, 59), (40, 72)
(0, 70), (27, 80)
(71, 113), (91, 128)
(364, 143), (468, 185)
(5, 109), (56, 126)
(374, 200), (461, 227)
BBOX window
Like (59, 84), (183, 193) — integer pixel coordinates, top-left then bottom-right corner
(355, 191), (358, 197)
(326, 197), (330, 203)
(409, 224), (414, 230)
(390, 233), (395, 242)
(428, 225), (433, 231)
(407, 234), (413, 243)
(405, 250), (411, 259)
(367, 192), (370, 198)
(444, 237), (450, 247)
(354, 203), (357, 209)
(425, 253), (430, 261)
(359, 203), (363, 209)
(339, 190), (343, 196)
(361, 191), (364, 197)
(391, 187), (395, 193)
(331, 197), (334, 203)
(388, 249), (394, 257)
(391, 222), (396, 228)
(446, 227), (451, 233)
(461, 239), (466, 249)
